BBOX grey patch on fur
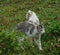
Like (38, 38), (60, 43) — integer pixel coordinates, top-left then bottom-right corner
(17, 21), (29, 32)
(17, 21), (35, 34)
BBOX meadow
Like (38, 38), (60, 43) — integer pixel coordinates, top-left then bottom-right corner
(0, 0), (60, 55)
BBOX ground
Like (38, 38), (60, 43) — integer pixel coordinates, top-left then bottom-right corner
(0, 0), (60, 55)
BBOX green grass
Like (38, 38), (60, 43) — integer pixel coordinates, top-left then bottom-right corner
(0, 0), (60, 55)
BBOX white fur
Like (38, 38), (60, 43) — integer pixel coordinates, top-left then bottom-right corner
(26, 10), (40, 26)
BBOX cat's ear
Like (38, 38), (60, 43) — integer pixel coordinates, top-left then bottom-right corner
(26, 10), (33, 20)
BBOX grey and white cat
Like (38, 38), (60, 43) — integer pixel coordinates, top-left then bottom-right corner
(17, 10), (45, 50)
